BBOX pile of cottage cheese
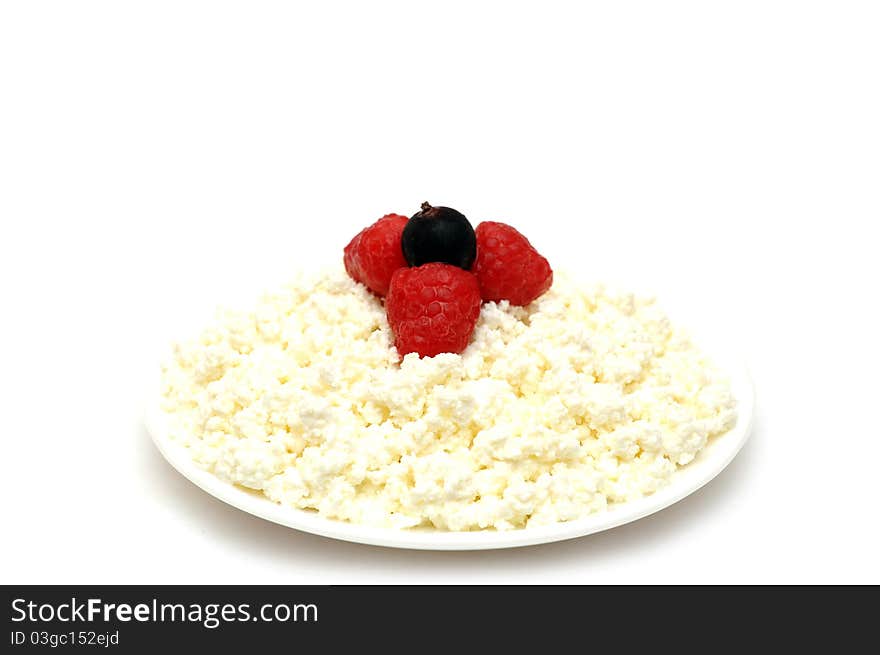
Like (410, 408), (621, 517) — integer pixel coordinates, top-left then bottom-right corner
(161, 268), (736, 531)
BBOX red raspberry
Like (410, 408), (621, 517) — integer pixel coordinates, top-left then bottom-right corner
(473, 222), (553, 306)
(344, 214), (409, 296)
(386, 263), (481, 358)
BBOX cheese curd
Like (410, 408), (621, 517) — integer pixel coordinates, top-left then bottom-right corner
(161, 269), (737, 531)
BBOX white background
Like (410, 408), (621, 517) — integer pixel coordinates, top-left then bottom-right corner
(2, 1), (878, 584)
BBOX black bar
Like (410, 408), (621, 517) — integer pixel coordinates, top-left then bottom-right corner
(1, 586), (875, 650)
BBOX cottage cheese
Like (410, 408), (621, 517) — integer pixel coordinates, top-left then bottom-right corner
(161, 268), (737, 530)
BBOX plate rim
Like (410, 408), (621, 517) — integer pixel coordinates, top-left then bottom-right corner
(145, 355), (754, 551)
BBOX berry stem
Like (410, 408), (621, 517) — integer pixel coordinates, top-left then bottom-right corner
(420, 201), (432, 212)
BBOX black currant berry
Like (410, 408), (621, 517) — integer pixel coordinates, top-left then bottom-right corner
(401, 202), (477, 269)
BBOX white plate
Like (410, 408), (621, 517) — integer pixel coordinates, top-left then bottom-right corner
(145, 338), (754, 550)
